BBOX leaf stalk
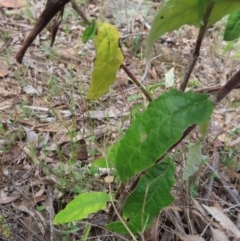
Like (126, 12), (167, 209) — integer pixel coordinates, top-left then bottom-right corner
(180, 2), (215, 91)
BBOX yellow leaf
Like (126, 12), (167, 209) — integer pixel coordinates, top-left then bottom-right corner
(87, 22), (124, 99)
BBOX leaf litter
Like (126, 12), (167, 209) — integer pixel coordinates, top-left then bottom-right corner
(0, 0), (240, 240)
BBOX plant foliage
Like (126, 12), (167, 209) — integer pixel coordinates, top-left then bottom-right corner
(107, 157), (175, 234)
(86, 21), (124, 99)
(115, 90), (213, 183)
(145, 0), (240, 60)
(224, 8), (240, 41)
(52, 0), (240, 237)
(53, 192), (111, 224)
(82, 19), (97, 43)
(182, 142), (208, 181)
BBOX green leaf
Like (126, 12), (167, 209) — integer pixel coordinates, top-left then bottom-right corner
(145, 0), (240, 60)
(53, 192), (111, 224)
(127, 94), (142, 102)
(82, 224), (91, 241)
(224, 8), (240, 41)
(93, 142), (120, 168)
(106, 221), (128, 234)
(107, 157), (175, 234)
(198, 0), (212, 23)
(36, 205), (45, 211)
(87, 21), (124, 99)
(82, 19), (97, 43)
(182, 142), (208, 181)
(199, 119), (210, 137)
(115, 90), (213, 183)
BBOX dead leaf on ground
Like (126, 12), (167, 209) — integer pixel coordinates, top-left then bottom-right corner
(104, 176), (114, 183)
(0, 99), (15, 110)
(0, 192), (20, 204)
(203, 205), (240, 239)
(228, 136), (240, 147)
(0, 0), (27, 8)
(211, 227), (230, 241)
(0, 63), (8, 77)
(178, 234), (206, 241)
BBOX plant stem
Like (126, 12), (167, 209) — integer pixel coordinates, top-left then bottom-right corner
(180, 2), (214, 91)
(121, 64), (152, 102)
(70, 0), (91, 26)
(195, 84), (240, 93)
(16, 0), (70, 63)
(216, 69), (240, 103)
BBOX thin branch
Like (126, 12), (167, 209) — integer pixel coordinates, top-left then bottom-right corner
(216, 69), (240, 103)
(130, 0), (145, 30)
(195, 84), (240, 93)
(180, 2), (214, 91)
(121, 64), (152, 102)
(46, 186), (55, 241)
(70, 0), (91, 26)
(195, 85), (229, 93)
(15, 0), (90, 63)
(16, 0), (70, 63)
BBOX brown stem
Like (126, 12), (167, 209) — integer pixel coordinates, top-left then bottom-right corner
(70, 0), (91, 26)
(121, 64), (152, 102)
(180, 2), (214, 91)
(16, 0), (70, 63)
(216, 69), (240, 103)
(49, 9), (64, 47)
(195, 84), (240, 93)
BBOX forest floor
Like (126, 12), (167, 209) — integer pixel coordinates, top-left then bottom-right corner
(0, 0), (240, 240)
